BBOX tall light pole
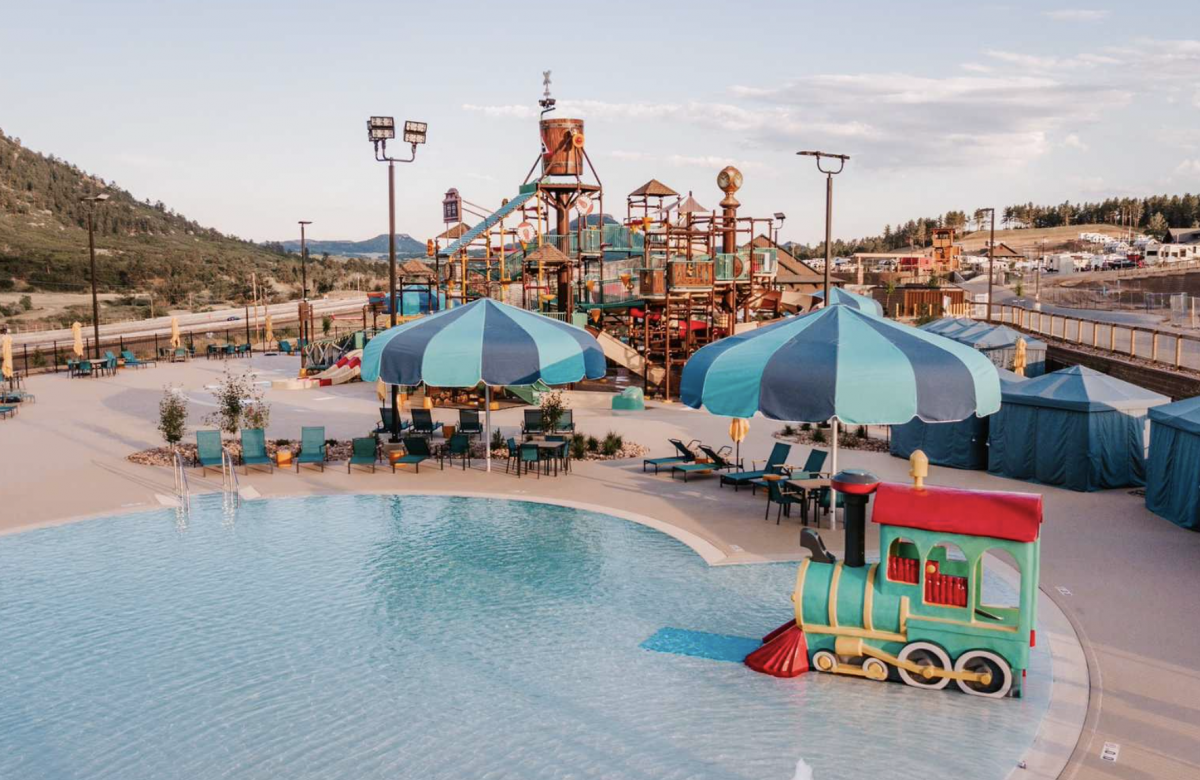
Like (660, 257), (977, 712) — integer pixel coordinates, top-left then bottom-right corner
(368, 116), (427, 441)
(81, 193), (110, 358)
(298, 220), (312, 361)
(797, 151), (849, 304)
(976, 207), (996, 322)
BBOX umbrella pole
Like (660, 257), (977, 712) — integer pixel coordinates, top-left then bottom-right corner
(830, 417), (839, 530)
(485, 385), (492, 473)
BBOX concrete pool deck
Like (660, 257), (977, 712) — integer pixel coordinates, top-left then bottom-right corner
(3, 354), (1199, 778)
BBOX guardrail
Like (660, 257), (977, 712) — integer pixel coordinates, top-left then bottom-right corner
(987, 303), (1200, 373)
(221, 448), (240, 509)
(172, 451), (191, 513)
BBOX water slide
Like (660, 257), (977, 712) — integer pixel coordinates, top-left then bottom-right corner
(312, 349), (362, 386)
(589, 329), (666, 387)
(506, 380), (551, 405)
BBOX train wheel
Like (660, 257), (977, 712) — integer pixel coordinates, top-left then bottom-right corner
(812, 650), (839, 673)
(897, 642), (952, 690)
(862, 657), (889, 681)
(954, 650), (1013, 698)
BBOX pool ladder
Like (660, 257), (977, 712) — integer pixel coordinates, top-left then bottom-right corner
(172, 451), (191, 513)
(221, 448), (241, 509)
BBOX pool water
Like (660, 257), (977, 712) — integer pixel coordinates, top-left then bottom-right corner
(0, 495), (1050, 779)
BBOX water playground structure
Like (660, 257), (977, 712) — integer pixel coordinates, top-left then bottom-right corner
(747, 454), (1043, 700)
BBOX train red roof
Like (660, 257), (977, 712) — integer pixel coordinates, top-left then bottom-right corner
(872, 482), (1042, 543)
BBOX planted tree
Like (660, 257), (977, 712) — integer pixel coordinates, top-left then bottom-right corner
(158, 386), (188, 449)
(205, 367), (269, 436)
(539, 389), (568, 434)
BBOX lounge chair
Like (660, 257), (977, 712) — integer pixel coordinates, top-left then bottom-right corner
(295, 426), (327, 472)
(670, 445), (737, 482)
(410, 408), (442, 437)
(0, 404), (17, 419)
(445, 433), (471, 470)
(104, 351), (119, 372)
(521, 409), (543, 435)
(348, 437), (379, 473)
(195, 430), (224, 476)
(458, 409), (483, 438)
(375, 406), (412, 436)
(554, 409), (575, 433)
(720, 442), (792, 491)
(239, 428), (274, 474)
(205, 344), (219, 360)
(121, 350), (155, 368)
(278, 340), (293, 355)
(237, 343), (252, 357)
(753, 449), (828, 495)
(643, 438), (700, 474)
(393, 436), (434, 473)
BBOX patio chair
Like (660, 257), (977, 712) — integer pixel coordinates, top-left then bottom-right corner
(555, 410), (575, 433)
(670, 445), (737, 482)
(410, 408), (442, 437)
(173, 348), (190, 362)
(643, 438), (700, 474)
(458, 409), (483, 438)
(375, 406), (412, 436)
(206, 344), (219, 360)
(295, 426), (327, 472)
(195, 430), (224, 476)
(521, 409), (543, 435)
(393, 436), (434, 473)
(348, 437), (379, 473)
(77, 359), (93, 378)
(764, 478), (807, 525)
(104, 351), (119, 372)
(240, 428), (274, 475)
(236, 344), (251, 357)
(752, 449), (828, 496)
(545, 434), (569, 473)
(278, 340), (293, 355)
(446, 433), (472, 470)
(519, 442), (542, 478)
(121, 350), (155, 368)
(504, 437), (521, 474)
(720, 442), (791, 491)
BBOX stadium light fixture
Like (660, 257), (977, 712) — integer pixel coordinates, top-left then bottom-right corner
(367, 116), (396, 142)
(403, 121), (428, 145)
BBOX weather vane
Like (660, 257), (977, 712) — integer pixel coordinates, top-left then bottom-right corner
(539, 70), (556, 114)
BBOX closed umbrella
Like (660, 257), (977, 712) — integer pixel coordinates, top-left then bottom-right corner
(375, 376), (387, 404)
(1, 334), (12, 382)
(264, 315), (274, 350)
(729, 417), (749, 467)
(1013, 338), (1028, 377)
(810, 287), (884, 316)
(362, 297), (606, 471)
(72, 322), (84, 358)
(682, 304), (1000, 523)
(170, 317), (181, 350)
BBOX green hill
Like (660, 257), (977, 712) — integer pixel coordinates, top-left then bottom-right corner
(277, 234), (426, 257)
(0, 129), (385, 308)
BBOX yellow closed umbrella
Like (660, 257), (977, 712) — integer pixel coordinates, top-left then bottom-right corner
(729, 417), (750, 467)
(1013, 337), (1027, 377)
(169, 317), (181, 350)
(1, 334), (12, 381)
(72, 322), (84, 358)
(376, 377), (387, 404)
(263, 315), (274, 349)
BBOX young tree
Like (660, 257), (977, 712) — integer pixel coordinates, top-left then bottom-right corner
(1147, 212), (1170, 241)
(157, 386), (189, 449)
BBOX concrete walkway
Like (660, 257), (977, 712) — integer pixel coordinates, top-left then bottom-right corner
(3, 355), (1199, 778)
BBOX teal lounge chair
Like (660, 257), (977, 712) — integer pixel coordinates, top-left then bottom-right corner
(240, 428), (273, 474)
(753, 449), (828, 496)
(121, 350), (155, 368)
(393, 436), (434, 473)
(376, 407), (412, 435)
(445, 433), (472, 470)
(195, 430), (224, 476)
(643, 438), (700, 474)
(410, 408), (442, 436)
(521, 409), (543, 435)
(458, 409), (483, 438)
(295, 426), (327, 472)
(348, 437), (379, 473)
(721, 442), (791, 491)
(670, 445), (737, 482)
(278, 340), (293, 355)
(554, 410), (575, 433)
(0, 404), (17, 419)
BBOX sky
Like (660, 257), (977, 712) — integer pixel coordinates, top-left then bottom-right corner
(2, 1), (1198, 246)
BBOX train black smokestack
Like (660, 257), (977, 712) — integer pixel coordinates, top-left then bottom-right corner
(831, 470), (880, 568)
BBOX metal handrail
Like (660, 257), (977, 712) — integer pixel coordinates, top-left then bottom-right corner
(172, 451), (191, 513)
(221, 448), (240, 507)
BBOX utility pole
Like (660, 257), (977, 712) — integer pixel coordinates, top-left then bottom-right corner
(977, 207), (996, 322)
(797, 151), (849, 304)
(298, 220), (311, 360)
(81, 193), (109, 358)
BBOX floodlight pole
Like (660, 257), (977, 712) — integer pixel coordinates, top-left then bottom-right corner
(374, 139), (418, 442)
(797, 151), (849, 304)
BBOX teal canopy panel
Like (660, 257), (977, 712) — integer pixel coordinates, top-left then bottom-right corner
(1145, 396), (1200, 529)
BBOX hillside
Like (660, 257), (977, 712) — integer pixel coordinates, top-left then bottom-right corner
(0, 129), (386, 311)
(277, 233), (425, 258)
(955, 224), (1130, 254)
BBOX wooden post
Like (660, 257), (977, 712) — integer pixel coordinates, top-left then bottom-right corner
(1109, 325), (1115, 352)
(1092, 322), (1099, 348)
(1176, 336), (1183, 368)
(1076, 318), (1083, 344)
(1129, 329), (1137, 358)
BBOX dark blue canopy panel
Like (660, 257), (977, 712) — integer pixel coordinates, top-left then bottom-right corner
(1146, 396), (1200, 530)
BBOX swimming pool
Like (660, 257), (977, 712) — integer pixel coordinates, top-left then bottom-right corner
(0, 495), (1050, 779)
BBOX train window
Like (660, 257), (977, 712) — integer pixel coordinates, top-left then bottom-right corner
(977, 548), (1022, 620)
(886, 538), (919, 584)
(925, 543), (969, 608)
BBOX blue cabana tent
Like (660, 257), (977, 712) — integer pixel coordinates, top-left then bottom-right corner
(890, 369), (1026, 469)
(988, 366), (1169, 491)
(1145, 397), (1200, 530)
(810, 287), (884, 316)
(920, 317), (975, 335)
(961, 325), (1048, 377)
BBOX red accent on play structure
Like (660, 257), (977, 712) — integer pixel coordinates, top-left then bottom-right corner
(923, 560), (969, 607)
(319, 378), (332, 387)
(887, 555), (919, 584)
(1030, 629), (1036, 648)
(762, 619), (796, 644)
(349, 357), (361, 368)
(872, 482), (1043, 543)
(335, 357), (348, 368)
(745, 625), (809, 678)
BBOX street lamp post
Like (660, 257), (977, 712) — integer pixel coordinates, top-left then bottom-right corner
(772, 212), (786, 250)
(977, 207), (996, 321)
(81, 193), (110, 358)
(368, 116), (427, 441)
(298, 220), (312, 367)
(797, 151), (849, 304)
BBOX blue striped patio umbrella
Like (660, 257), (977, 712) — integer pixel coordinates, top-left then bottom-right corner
(681, 305), (1000, 518)
(810, 287), (884, 316)
(362, 298), (606, 471)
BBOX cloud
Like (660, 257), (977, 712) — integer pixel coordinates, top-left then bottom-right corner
(1063, 133), (1088, 150)
(1042, 9), (1111, 22)
(1176, 159), (1200, 176)
(610, 150), (769, 173)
